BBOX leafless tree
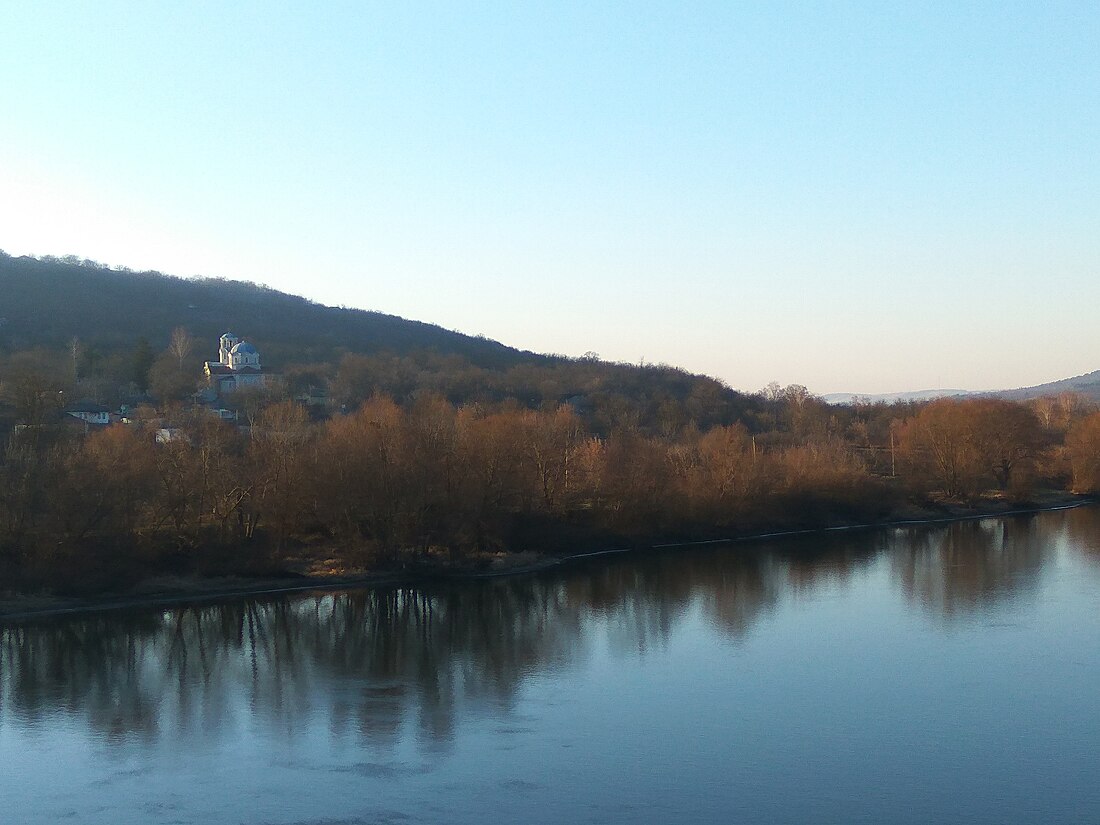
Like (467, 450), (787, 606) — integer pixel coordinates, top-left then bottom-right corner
(168, 327), (194, 371)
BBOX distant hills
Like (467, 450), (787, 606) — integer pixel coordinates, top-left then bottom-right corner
(823, 389), (975, 405)
(825, 370), (1100, 405)
(997, 369), (1100, 402)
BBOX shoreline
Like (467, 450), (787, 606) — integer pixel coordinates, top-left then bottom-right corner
(1, 493), (1095, 624)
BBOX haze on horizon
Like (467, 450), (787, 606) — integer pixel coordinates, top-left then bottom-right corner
(1, 2), (1097, 396)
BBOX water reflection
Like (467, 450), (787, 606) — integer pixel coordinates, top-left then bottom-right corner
(1064, 505), (1100, 563)
(2, 508), (1098, 748)
(893, 517), (1047, 617)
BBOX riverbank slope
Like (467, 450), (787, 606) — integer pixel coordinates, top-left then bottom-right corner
(1, 490), (1093, 623)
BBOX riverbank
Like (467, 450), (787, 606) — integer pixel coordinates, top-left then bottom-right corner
(1, 491), (1094, 623)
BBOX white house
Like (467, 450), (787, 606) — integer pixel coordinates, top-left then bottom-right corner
(63, 400), (111, 425)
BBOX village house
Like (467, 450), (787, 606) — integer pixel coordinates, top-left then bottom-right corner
(63, 400), (111, 426)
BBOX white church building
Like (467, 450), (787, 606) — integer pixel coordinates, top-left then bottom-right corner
(203, 332), (266, 394)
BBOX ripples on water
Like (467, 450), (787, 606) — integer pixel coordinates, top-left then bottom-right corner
(3, 508), (1100, 824)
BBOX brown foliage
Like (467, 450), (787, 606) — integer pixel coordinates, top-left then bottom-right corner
(900, 399), (1043, 499)
(1066, 412), (1100, 493)
(0, 386), (1079, 595)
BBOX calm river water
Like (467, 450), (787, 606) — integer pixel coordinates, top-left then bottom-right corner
(3, 507), (1100, 824)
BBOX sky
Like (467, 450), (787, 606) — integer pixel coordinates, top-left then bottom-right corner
(1, 2), (1097, 395)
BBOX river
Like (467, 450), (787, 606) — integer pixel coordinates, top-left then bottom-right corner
(3, 507), (1100, 824)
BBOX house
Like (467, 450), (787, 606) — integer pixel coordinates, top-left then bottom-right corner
(63, 400), (111, 426)
(296, 384), (330, 408)
(203, 332), (267, 394)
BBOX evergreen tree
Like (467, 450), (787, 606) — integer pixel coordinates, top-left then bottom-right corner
(131, 337), (154, 391)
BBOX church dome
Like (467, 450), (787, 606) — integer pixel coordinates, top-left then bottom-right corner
(230, 341), (258, 354)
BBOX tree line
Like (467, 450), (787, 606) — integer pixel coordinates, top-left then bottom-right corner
(2, 381), (1099, 595)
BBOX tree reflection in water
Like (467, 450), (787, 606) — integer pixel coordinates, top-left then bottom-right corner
(1063, 505), (1100, 564)
(3, 507), (1099, 747)
(894, 516), (1050, 617)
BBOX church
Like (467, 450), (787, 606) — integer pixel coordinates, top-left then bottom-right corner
(203, 332), (266, 394)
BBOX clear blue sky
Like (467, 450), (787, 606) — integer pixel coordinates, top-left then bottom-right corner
(1, 1), (1097, 394)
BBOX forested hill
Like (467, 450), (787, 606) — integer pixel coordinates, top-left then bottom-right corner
(0, 252), (766, 433)
(0, 253), (535, 369)
(996, 370), (1100, 402)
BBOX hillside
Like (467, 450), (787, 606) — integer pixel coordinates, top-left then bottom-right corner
(996, 370), (1100, 402)
(0, 252), (764, 433)
(0, 253), (536, 370)
(825, 370), (1100, 406)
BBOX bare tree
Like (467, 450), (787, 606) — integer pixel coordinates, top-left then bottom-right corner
(168, 327), (194, 371)
(760, 381), (783, 402)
